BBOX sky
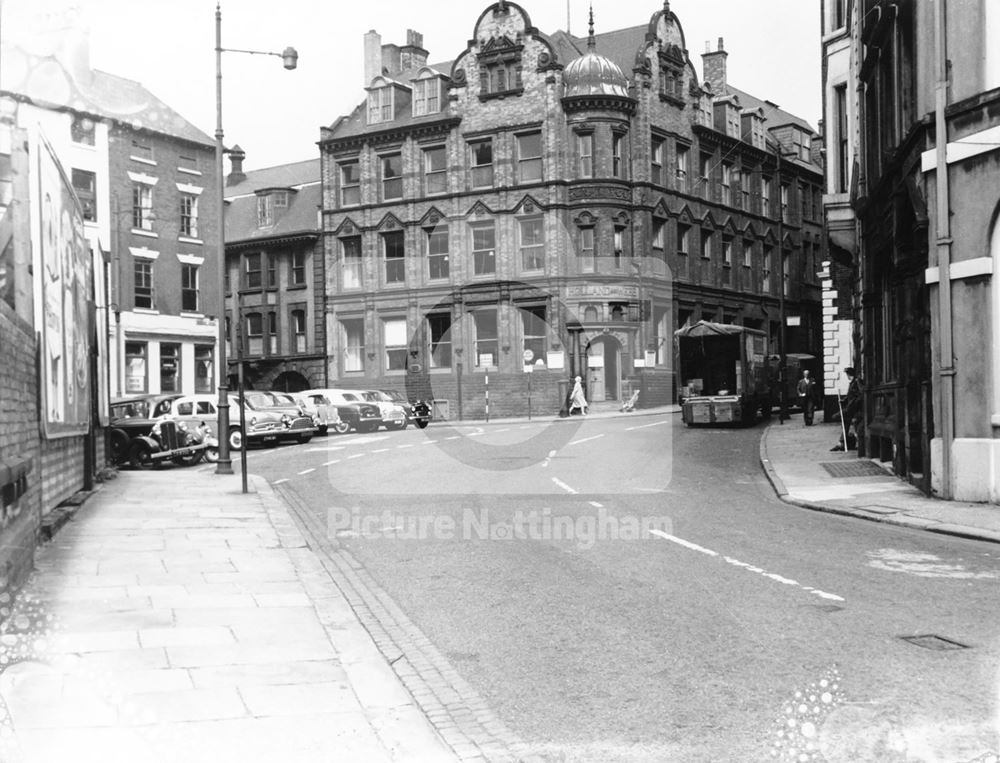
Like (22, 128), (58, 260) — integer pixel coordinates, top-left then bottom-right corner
(3, 0), (822, 172)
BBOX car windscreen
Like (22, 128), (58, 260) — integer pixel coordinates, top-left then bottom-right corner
(244, 391), (274, 409)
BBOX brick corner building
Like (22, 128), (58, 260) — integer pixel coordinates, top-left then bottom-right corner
(320, 1), (824, 419)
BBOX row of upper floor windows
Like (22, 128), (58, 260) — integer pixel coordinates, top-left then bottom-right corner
(226, 249), (309, 293)
(334, 130), (821, 223)
(327, 214), (815, 293)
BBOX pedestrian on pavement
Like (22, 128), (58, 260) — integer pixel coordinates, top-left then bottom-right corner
(569, 375), (588, 415)
(831, 366), (863, 451)
(796, 369), (816, 426)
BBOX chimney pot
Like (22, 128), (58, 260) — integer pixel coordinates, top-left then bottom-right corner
(226, 144), (246, 186)
(718, 37), (724, 51)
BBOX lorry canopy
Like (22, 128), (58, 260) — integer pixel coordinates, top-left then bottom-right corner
(674, 320), (765, 339)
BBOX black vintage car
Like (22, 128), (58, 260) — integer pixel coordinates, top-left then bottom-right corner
(108, 395), (208, 468)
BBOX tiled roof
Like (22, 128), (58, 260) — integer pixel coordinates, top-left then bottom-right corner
(326, 62), (453, 141)
(225, 158), (321, 197)
(225, 159), (322, 244)
(326, 21), (817, 145)
(0, 43), (213, 146)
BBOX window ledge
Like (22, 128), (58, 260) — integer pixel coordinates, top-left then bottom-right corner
(131, 229), (158, 238)
(177, 167), (203, 176)
(179, 236), (203, 245)
(130, 156), (157, 166)
(479, 87), (524, 102)
(180, 312), (204, 318)
(287, 284), (308, 291)
(133, 308), (160, 315)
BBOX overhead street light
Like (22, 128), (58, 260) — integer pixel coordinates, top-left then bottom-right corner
(213, 2), (297, 481)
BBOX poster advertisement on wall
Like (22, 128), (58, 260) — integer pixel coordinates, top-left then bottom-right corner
(35, 130), (92, 438)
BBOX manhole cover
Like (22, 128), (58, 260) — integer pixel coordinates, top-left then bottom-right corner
(820, 460), (890, 478)
(900, 634), (969, 651)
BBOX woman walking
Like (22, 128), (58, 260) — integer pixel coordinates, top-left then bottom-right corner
(569, 375), (589, 415)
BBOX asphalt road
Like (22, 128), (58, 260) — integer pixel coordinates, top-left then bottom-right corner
(240, 414), (1000, 762)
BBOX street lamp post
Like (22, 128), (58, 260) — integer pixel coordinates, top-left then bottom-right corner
(213, 2), (297, 476)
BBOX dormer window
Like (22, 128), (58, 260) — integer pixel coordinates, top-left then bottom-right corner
(367, 83), (394, 125)
(256, 188), (295, 228)
(657, 44), (686, 106)
(478, 35), (524, 101)
(792, 128), (812, 161)
(412, 71), (442, 116)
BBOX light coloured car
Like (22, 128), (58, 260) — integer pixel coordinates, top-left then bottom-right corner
(164, 394), (286, 451)
(336, 388), (408, 431)
(287, 392), (342, 435)
(301, 388), (382, 433)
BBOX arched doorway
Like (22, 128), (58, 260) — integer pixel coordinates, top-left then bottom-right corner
(273, 370), (310, 392)
(585, 335), (622, 401)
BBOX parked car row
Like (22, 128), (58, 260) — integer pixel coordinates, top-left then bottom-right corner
(108, 387), (432, 469)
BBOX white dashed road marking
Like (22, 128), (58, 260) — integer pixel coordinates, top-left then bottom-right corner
(650, 531), (845, 602)
(272, 478), (289, 485)
(588, 501), (603, 508)
(569, 434), (605, 446)
(541, 449), (557, 468)
(297, 469), (315, 476)
(552, 478), (578, 495)
(372, 448), (390, 453)
(323, 460), (340, 466)
(397, 444), (416, 449)
(625, 420), (671, 431)
(347, 454), (366, 460)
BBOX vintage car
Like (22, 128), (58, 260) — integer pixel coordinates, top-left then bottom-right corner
(108, 395), (208, 468)
(282, 391), (340, 436)
(299, 391), (351, 434)
(243, 391), (316, 444)
(163, 394), (290, 450)
(336, 389), (407, 431)
(377, 389), (432, 429)
(301, 388), (382, 433)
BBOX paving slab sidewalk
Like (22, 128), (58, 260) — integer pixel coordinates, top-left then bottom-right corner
(0, 468), (457, 763)
(761, 419), (1000, 544)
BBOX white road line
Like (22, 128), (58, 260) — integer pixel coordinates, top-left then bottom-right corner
(421, 440), (435, 445)
(494, 428), (510, 433)
(307, 446), (345, 452)
(651, 532), (845, 602)
(347, 453), (366, 460)
(588, 501), (604, 508)
(272, 478), (289, 485)
(323, 459), (340, 466)
(297, 468), (315, 476)
(397, 444), (416, 449)
(551, 478), (578, 495)
(371, 448), (390, 453)
(569, 434), (605, 446)
(625, 420), (672, 431)
(649, 530), (718, 556)
(445, 436), (460, 441)
(469, 432), (485, 437)
(541, 449), (556, 468)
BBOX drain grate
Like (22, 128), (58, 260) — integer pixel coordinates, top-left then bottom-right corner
(820, 460), (891, 478)
(900, 634), (969, 651)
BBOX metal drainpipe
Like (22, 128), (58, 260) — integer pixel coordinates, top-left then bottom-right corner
(934, 0), (955, 498)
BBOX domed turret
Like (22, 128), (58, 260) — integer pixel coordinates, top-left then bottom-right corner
(563, 51), (630, 98)
(561, 7), (633, 108)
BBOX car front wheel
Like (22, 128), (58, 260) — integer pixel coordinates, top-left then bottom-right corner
(129, 440), (155, 470)
(332, 421), (351, 435)
(415, 420), (429, 429)
(228, 427), (243, 451)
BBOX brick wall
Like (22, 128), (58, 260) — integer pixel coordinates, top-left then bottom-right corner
(0, 302), (42, 594)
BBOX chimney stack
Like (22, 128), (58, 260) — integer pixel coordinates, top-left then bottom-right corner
(364, 30), (382, 85)
(400, 29), (428, 70)
(227, 145), (246, 186)
(701, 36), (728, 95)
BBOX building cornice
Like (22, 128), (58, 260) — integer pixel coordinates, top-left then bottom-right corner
(321, 116), (462, 153)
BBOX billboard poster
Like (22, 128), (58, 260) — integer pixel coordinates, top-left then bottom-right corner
(35, 130), (91, 438)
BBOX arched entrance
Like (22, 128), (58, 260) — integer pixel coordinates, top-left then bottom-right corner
(585, 335), (622, 402)
(272, 370), (310, 392)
